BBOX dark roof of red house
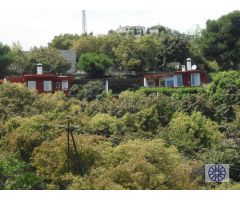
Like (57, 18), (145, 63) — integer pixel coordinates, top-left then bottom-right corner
(144, 70), (205, 79)
(6, 74), (74, 82)
(22, 74), (74, 81)
(144, 72), (174, 79)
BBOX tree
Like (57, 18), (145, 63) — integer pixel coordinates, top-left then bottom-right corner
(0, 43), (12, 78)
(48, 34), (80, 50)
(208, 71), (240, 122)
(113, 38), (142, 71)
(25, 47), (71, 74)
(73, 35), (102, 56)
(151, 94), (179, 127)
(0, 155), (44, 189)
(200, 11), (240, 70)
(164, 112), (223, 156)
(4, 113), (62, 161)
(98, 32), (123, 67)
(155, 34), (190, 70)
(8, 42), (28, 75)
(77, 53), (113, 77)
(198, 140), (240, 182)
(0, 83), (37, 120)
(88, 113), (119, 137)
(76, 80), (105, 101)
(178, 93), (215, 120)
(137, 35), (158, 71)
(31, 135), (111, 189)
(72, 139), (203, 189)
(208, 71), (240, 103)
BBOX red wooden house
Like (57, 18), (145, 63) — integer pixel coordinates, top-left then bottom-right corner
(144, 58), (208, 88)
(0, 64), (74, 94)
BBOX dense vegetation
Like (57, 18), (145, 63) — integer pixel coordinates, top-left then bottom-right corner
(1, 11), (240, 78)
(0, 10), (240, 190)
(0, 71), (239, 189)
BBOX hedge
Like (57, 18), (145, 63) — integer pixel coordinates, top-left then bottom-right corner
(138, 86), (206, 95)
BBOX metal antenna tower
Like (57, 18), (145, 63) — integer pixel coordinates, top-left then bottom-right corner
(82, 10), (87, 34)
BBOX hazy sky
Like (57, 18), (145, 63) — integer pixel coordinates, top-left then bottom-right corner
(0, 0), (239, 50)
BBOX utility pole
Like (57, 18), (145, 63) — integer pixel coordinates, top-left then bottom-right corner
(58, 117), (84, 176)
(82, 10), (87, 34)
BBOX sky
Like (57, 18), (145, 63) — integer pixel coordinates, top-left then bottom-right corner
(0, 0), (239, 50)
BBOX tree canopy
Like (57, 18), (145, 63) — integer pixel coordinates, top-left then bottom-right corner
(0, 43), (13, 78)
(200, 11), (240, 70)
(48, 34), (80, 50)
(77, 52), (113, 77)
(25, 47), (71, 74)
(0, 71), (240, 189)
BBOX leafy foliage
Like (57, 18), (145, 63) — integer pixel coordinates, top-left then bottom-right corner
(25, 47), (71, 74)
(67, 139), (203, 190)
(0, 43), (13, 78)
(0, 76), (239, 189)
(200, 11), (240, 70)
(48, 34), (80, 50)
(0, 83), (37, 120)
(164, 112), (223, 156)
(139, 86), (206, 95)
(113, 38), (142, 71)
(77, 53), (113, 77)
(74, 80), (105, 101)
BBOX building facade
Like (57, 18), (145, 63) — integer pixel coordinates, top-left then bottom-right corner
(1, 64), (74, 94)
(144, 59), (209, 88)
(116, 26), (146, 36)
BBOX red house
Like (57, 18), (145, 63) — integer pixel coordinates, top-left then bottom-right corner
(1, 64), (74, 94)
(144, 58), (208, 88)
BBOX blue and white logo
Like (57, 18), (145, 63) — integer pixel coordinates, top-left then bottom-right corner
(205, 164), (229, 182)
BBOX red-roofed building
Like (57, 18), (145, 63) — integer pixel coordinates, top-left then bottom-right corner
(144, 58), (209, 88)
(0, 64), (74, 94)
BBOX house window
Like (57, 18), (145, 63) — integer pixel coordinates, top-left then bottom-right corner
(165, 77), (174, 87)
(146, 80), (155, 87)
(43, 81), (52, 92)
(62, 80), (69, 90)
(159, 79), (166, 87)
(191, 73), (200, 86)
(173, 74), (183, 87)
(27, 81), (36, 90)
(56, 82), (60, 89)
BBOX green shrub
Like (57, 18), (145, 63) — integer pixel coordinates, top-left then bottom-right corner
(164, 112), (223, 156)
(76, 80), (105, 101)
(77, 53), (113, 77)
(138, 86), (206, 95)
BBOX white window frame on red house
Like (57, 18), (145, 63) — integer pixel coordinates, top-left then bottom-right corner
(191, 73), (201, 86)
(61, 80), (69, 90)
(27, 81), (36, 90)
(173, 74), (183, 87)
(43, 80), (52, 92)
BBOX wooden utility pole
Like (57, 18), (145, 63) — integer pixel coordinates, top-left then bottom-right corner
(59, 117), (84, 176)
